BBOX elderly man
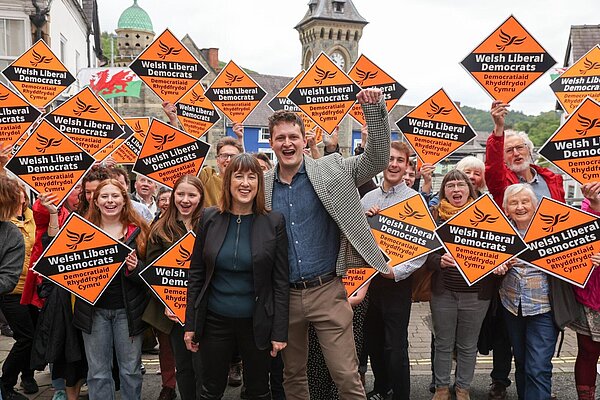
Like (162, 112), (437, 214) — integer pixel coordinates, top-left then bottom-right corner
(265, 88), (390, 399)
(486, 100), (565, 205)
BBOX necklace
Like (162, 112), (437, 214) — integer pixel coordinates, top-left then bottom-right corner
(233, 215), (241, 269)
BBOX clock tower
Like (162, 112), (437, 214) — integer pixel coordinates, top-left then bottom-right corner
(295, 0), (368, 72)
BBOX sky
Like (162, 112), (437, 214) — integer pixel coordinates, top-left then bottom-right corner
(98, 0), (600, 116)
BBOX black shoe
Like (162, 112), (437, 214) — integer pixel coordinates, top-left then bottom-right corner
(20, 377), (39, 394)
(488, 381), (507, 400)
(240, 385), (248, 400)
(366, 390), (392, 400)
(2, 386), (28, 400)
(140, 363), (146, 375)
(157, 387), (177, 400)
(227, 362), (242, 387)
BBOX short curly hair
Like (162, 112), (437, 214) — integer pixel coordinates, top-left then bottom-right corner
(268, 111), (305, 138)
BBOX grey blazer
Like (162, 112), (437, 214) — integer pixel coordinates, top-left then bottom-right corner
(264, 100), (391, 276)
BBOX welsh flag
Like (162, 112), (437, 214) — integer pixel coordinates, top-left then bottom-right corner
(77, 67), (142, 99)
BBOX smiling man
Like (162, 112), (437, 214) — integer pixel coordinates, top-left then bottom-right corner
(360, 141), (428, 400)
(486, 100), (565, 206)
(264, 88), (390, 399)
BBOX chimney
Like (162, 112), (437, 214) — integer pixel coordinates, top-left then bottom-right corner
(200, 48), (220, 70)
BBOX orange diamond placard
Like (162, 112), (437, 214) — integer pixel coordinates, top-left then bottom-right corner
(288, 53), (360, 134)
(550, 45), (600, 114)
(368, 193), (442, 267)
(111, 117), (150, 165)
(396, 89), (476, 165)
(133, 118), (210, 188)
(343, 267), (378, 298)
(129, 29), (208, 103)
(348, 55), (406, 125)
(538, 97), (600, 185)
(436, 194), (527, 286)
(520, 197), (600, 288)
(175, 82), (220, 138)
(140, 231), (196, 325)
(460, 15), (556, 103)
(2, 39), (75, 107)
(204, 60), (266, 123)
(45, 87), (124, 155)
(92, 95), (134, 162)
(5, 119), (95, 206)
(0, 81), (41, 147)
(32, 214), (132, 305)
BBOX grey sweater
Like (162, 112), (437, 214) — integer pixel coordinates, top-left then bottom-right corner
(0, 221), (25, 295)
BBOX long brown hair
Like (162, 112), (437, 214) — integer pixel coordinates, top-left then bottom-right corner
(149, 175), (204, 244)
(219, 153), (267, 215)
(0, 176), (21, 221)
(85, 179), (149, 258)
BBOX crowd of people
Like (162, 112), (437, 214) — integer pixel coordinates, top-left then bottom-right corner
(0, 88), (599, 400)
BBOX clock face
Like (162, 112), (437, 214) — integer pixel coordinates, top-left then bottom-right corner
(331, 51), (345, 69)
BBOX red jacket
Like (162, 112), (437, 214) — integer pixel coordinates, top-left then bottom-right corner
(485, 133), (565, 207)
(20, 200), (70, 308)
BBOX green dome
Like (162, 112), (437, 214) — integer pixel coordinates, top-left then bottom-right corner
(117, 0), (154, 33)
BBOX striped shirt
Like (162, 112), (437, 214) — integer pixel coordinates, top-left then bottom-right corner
(500, 259), (551, 316)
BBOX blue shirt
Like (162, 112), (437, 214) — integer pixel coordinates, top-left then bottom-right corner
(272, 163), (339, 283)
(519, 167), (551, 202)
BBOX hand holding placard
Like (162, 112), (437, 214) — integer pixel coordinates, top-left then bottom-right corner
(490, 101), (509, 135)
(356, 88), (382, 104)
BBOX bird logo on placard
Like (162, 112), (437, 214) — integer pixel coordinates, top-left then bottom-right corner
(225, 71), (243, 87)
(189, 90), (205, 104)
(151, 132), (176, 151)
(397, 202), (425, 221)
(176, 246), (191, 267)
(0, 93), (9, 101)
(426, 100), (452, 119)
(30, 49), (53, 67)
(355, 68), (379, 86)
(73, 98), (99, 116)
(496, 30), (526, 51)
(157, 41), (181, 60)
(470, 206), (499, 227)
(576, 114), (600, 136)
(314, 66), (337, 85)
(35, 133), (62, 153)
(540, 212), (570, 233)
(132, 121), (145, 136)
(579, 58), (600, 75)
(66, 230), (95, 250)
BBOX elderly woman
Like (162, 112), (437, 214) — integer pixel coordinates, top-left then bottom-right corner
(185, 153), (289, 400)
(427, 170), (496, 400)
(498, 183), (578, 400)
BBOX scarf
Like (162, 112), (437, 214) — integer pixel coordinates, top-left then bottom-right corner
(437, 197), (474, 221)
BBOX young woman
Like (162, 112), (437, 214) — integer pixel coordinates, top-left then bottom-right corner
(0, 176), (26, 400)
(427, 170), (496, 400)
(185, 154), (289, 400)
(0, 185), (38, 397)
(73, 179), (150, 400)
(145, 175), (204, 400)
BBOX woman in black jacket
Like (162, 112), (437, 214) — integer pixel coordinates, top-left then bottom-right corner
(73, 179), (150, 400)
(145, 175), (204, 400)
(185, 154), (289, 400)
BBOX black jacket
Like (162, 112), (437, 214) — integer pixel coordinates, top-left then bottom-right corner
(185, 207), (289, 350)
(73, 227), (150, 336)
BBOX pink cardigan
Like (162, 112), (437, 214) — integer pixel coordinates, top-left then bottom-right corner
(573, 199), (600, 311)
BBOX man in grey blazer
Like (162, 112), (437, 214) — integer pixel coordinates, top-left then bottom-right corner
(264, 88), (391, 399)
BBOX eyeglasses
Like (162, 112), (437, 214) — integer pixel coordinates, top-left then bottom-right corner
(504, 144), (528, 155)
(444, 182), (468, 190)
(217, 153), (236, 161)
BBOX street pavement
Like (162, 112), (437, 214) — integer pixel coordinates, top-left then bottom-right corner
(3, 303), (583, 399)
